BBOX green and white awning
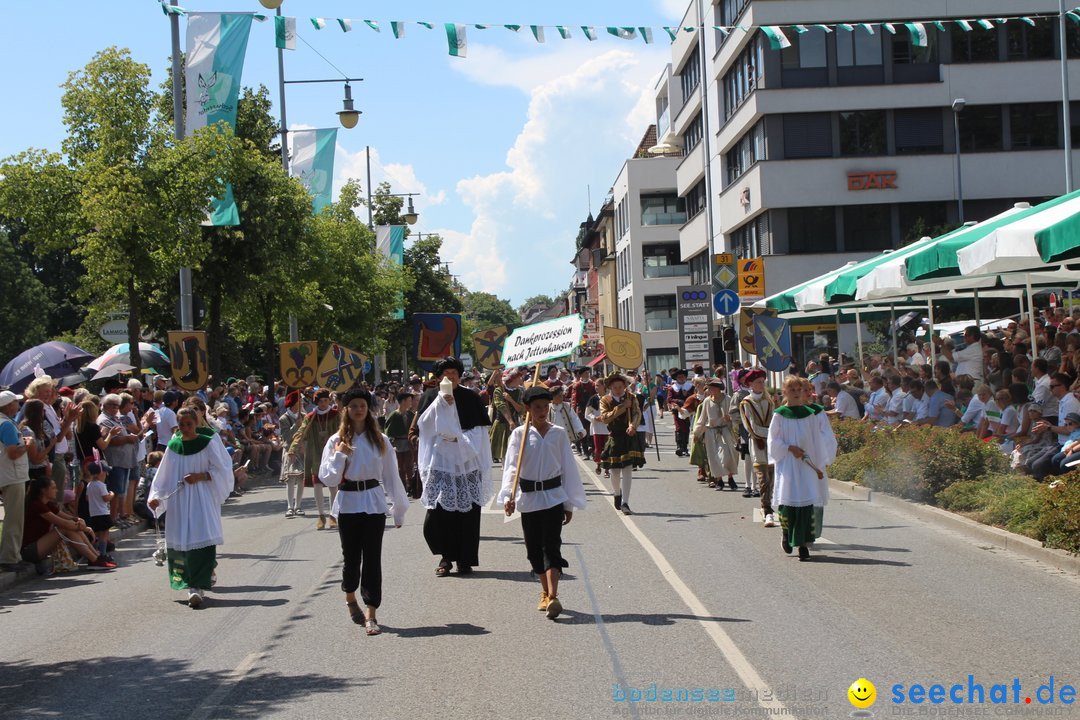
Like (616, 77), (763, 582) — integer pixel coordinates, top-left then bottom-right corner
(957, 189), (1080, 276)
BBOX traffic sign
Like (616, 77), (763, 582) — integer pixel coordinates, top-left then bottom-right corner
(712, 253), (738, 293)
(713, 289), (741, 316)
(738, 257), (766, 301)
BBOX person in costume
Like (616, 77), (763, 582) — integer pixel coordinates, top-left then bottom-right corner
(599, 373), (645, 515)
(667, 369), (693, 456)
(731, 370), (757, 498)
(411, 357), (493, 576)
(686, 378), (709, 483)
(499, 387), (587, 620)
(584, 378), (609, 478)
(801, 379), (836, 541)
(288, 388), (339, 531)
(318, 387), (409, 636)
(692, 379), (739, 490)
(767, 377), (836, 561)
(148, 407), (234, 607)
(570, 368), (596, 457)
(278, 391), (304, 517)
(739, 369), (776, 523)
(548, 385), (586, 443)
(489, 370), (525, 463)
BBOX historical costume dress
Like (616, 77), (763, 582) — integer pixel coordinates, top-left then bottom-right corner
(415, 371), (492, 573)
(149, 427), (233, 598)
(488, 383), (523, 462)
(686, 389), (709, 481)
(692, 382), (739, 488)
(288, 400), (340, 528)
(668, 374), (693, 455)
(599, 381), (645, 513)
(739, 374), (776, 521)
(767, 403), (836, 560)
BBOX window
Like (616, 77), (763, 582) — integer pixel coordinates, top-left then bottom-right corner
(1007, 18), (1053, 60)
(893, 33), (940, 65)
(895, 108), (944, 154)
(679, 50), (701, 101)
(783, 113), (832, 159)
(688, 251), (709, 285)
(726, 120), (767, 184)
(641, 194), (687, 226)
(950, 24), (999, 63)
(844, 204), (893, 251)
(682, 112), (704, 155)
(839, 111), (886, 156)
(957, 105), (1003, 152)
(1010, 103), (1058, 149)
(685, 179), (707, 220)
(647, 349), (680, 377)
(642, 243), (688, 278)
(730, 214), (770, 259)
(898, 202), (948, 244)
(719, 0), (749, 26)
(722, 37), (764, 120)
(781, 28), (827, 69)
(837, 27), (882, 66)
(644, 295), (678, 332)
(787, 207), (836, 254)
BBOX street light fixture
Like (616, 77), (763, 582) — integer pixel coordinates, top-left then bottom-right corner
(258, 0), (283, 9)
(338, 83), (361, 129)
(404, 196), (419, 225)
(951, 98), (966, 224)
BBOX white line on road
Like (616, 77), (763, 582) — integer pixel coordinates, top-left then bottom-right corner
(579, 454), (790, 717)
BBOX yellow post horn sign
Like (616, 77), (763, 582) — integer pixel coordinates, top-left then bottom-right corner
(603, 326), (643, 370)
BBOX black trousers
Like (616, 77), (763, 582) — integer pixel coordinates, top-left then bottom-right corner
(423, 503), (481, 567)
(521, 504), (568, 575)
(337, 512), (386, 607)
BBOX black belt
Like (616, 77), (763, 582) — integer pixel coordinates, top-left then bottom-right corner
(519, 476), (561, 493)
(340, 479), (379, 491)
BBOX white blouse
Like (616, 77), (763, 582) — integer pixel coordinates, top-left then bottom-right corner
(318, 432), (409, 526)
(498, 424), (587, 514)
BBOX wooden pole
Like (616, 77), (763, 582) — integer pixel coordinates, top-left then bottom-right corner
(509, 362), (543, 501)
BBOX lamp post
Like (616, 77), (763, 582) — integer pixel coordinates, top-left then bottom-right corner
(1060, 0), (1075, 192)
(952, 98), (966, 224)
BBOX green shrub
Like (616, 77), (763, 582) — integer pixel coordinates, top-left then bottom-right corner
(1036, 474), (1080, 555)
(832, 419), (875, 454)
(937, 473), (1045, 538)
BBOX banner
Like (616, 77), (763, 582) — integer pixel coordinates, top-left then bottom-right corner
(375, 225), (405, 320)
(472, 325), (509, 370)
(738, 257), (766, 301)
(445, 23), (467, 57)
(739, 307), (777, 355)
(413, 313), (462, 371)
(185, 12), (254, 226)
(754, 316), (792, 372)
(279, 341), (318, 388)
(167, 331), (208, 391)
(274, 15), (296, 50)
(501, 315), (584, 369)
(290, 128), (337, 213)
(603, 326), (643, 370)
(316, 343), (367, 392)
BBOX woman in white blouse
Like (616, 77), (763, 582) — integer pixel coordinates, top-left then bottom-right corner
(319, 387), (409, 636)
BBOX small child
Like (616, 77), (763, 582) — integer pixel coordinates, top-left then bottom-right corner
(85, 461), (116, 563)
(135, 452), (165, 528)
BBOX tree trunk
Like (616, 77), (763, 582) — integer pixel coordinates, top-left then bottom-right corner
(208, 286), (223, 384)
(127, 276), (142, 374)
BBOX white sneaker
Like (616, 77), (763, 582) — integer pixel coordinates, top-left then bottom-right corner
(763, 513), (777, 528)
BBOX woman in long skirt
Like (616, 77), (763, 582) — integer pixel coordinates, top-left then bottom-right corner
(599, 373), (645, 515)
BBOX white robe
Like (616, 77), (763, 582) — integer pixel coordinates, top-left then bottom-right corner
(767, 409), (836, 509)
(417, 393), (492, 511)
(148, 436), (234, 551)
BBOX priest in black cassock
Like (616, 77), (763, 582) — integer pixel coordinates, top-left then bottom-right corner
(410, 357), (493, 576)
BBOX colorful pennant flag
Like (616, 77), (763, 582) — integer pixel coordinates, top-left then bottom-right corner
(290, 128), (338, 214)
(445, 23), (467, 57)
(975, 19), (994, 30)
(904, 22), (928, 47)
(607, 27), (637, 40)
(883, 23), (896, 34)
(418, 21), (434, 29)
(338, 18), (352, 32)
(663, 26), (678, 41)
(390, 21), (405, 38)
(311, 17), (326, 30)
(760, 25), (791, 50)
(505, 24), (521, 32)
(582, 26), (597, 40)
(363, 20), (379, 32)
(275, 15), (295, 50)
(530, 25), (545, 43)
(557, 26), (571, 39)
(639, 27), (653, 43)
(858, 23), (875, 34)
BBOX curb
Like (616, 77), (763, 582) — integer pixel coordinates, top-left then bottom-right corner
(828, 478), (1080, 576)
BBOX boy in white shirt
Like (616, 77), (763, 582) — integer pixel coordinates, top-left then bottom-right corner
(85, 461), (116, 563)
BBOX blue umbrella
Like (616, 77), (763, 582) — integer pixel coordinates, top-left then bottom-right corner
(0, 341), (95, 393)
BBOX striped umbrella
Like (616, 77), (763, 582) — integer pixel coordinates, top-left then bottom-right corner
(86, 343), (170, 372)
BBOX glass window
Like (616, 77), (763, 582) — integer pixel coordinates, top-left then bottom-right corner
(783, 113), (832, 159)
(688, 252), (709, 285)
(644, 295), (678, 332)
(641, 194), (687, 226)
(720, 0), (750, 26)
(722, 37), (764, 120)
(951, 25), (999, 63)
(680, 50), (701, 100)
(647, 348), (680, 377)
(839, 111), (886, 156)
(781, 28), (827, 69)
(843, 204), (893, 251)
(1010, 103), (1058, 149)
(642, 244), (689, 278)
(726, 119), (767, 185)
(895, 108), (944, 154)
(683, 112), (703, 155)
(893, 32), (940, 65)
(730, 214), (770, 259)
(837, 27), (883, 66)
(685, 179), (707, 220)
(898, 202), (948, 245)
(957, 105), (1003, 152)
(1007, 18), (1053, 60)
(787, 207), (836, 254)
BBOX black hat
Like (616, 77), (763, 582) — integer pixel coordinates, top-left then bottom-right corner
(523, 386), (553, 404)
(433, 357), (465, 377)
(673, 368), (688, 378)
(314, 388), (332, 399)
(340, 387), (372, 408)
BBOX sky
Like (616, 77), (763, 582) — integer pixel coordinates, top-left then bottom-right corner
(0, 0), (692, 305)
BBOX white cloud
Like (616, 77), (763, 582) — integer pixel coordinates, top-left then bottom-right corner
(656, 0), (694, 20)
(329, 142), (446, 211)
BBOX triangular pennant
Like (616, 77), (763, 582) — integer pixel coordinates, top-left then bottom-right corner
(1020, 17), (1036, 27)
(474, 24), (488, 30)
(792, 24), (808, 34)
(390, 21), (405, 38)
(582, 26), (597, 41)
(760, 26), (791, 50)
(639, 27), (654, 44)
(837, 23), (853, 32)
(975, 19), (994, 30)
(883, 23), (896, 34)
(607, 27), (637, 40)
(557, 26), (571, 40)
(338, 19), (352, 32)
(530, 25), (545, 43)
(956, 20), (972, 31)
(904, 22), (928, 48)
(812, 24), (832, 33)
(417, 21), (434, 29)
(161, 2), (186, 16)
(663, 26), (678, 41)
(364, 20), (380, 33)
(311, 17), (326, 30)
(858, 23), (875, 35)
(716, 26), (730, 37)
(933, 21), (947, 32)
(445, 23), (467, 57)
(505, 24), (521, 32)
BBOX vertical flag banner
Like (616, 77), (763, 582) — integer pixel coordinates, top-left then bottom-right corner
(445, 23), (467, 57)
(581, 26), (597, 40)
(279, 341), (318, 388)
(339, 19), (354, 32)
(168, 331), (209, 391)
(413, 313), (462, 372)
(530, 25), (546, 43)
(275, 15), (296, 50)
(185, 12), (254, 226)
(391, 21), (406, 38)
(760, 26), (791, 49)
(290, 128), (337, 213)
(376, 225), (406, 319)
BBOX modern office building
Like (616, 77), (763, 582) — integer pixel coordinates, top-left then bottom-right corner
(656, 0), (1080, 362)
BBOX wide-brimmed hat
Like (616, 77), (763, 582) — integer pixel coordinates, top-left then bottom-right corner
(605, 372), (629, 386)
(706, 378), (725, 390)
(672, 368), (688, 378)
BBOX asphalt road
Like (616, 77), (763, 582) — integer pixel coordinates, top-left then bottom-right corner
(2, 418), (1078, 720)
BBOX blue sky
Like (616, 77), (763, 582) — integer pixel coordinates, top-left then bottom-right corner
(0, 0), (689, 305)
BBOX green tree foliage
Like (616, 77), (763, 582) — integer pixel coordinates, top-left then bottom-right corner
(518, 294), (557, 315)
(461, 291), (520, 341)
(0, 231), (50, 368)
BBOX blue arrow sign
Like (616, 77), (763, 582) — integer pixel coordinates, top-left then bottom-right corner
(713, 289), (741, 316)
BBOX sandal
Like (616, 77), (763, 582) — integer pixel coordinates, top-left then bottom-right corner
(365, 618), (381, 635)
(347, 601), (364, 625)
(435, 562), (452, 577)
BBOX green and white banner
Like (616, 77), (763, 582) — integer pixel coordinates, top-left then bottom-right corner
(185, 12), (254, 226)
(445, 23), (467, 57)
(290, 128), (337, 214)
(376, 225), (406, 320)
(275, 15), (295, 49)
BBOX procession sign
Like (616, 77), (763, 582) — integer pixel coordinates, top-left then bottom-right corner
(168, 331), (209, 391)
(501, 315), (585, 369)
(472, 325), (509, 370)
(279, 341), (318, 388)
(316, 343), (367, 392)
(603, 326), (643, 370)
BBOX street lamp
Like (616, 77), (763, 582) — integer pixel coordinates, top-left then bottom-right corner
(257, 0), (283, 9)
(337, 83), (360, 129)
(951, 98), (966, 224)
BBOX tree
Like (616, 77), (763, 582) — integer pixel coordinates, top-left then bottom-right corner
(461, 291), (520, 341)
(0, 230), (50, 369)
(518, 294), (558, 318)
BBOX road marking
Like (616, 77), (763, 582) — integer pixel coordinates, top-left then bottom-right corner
(577, 455), (788, 716)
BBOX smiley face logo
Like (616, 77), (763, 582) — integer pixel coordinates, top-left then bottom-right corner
(848, 678), (876, 709)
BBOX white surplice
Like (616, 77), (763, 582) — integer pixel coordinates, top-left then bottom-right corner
(148, 437), (234, 551)
(767, 409), (836, 509)
(417, 393), (492, 511)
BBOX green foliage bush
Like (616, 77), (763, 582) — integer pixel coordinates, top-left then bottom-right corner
(937, 473), (1045, 538)
(1036, 475), (1080, 555)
